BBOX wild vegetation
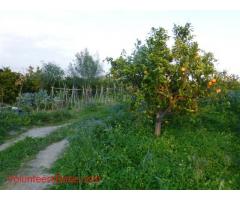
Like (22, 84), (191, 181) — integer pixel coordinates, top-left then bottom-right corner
(0, 109), (75, 144)
(0, 105), (109, 186)
(0, 23), (240, 189)
(50, 101), (240, 189)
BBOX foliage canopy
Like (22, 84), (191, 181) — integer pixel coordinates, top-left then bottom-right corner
(109, 23), (217, 136)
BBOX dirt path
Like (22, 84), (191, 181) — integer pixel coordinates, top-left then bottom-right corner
(0, 125), (66, 151)
(2, 139), (69, 190)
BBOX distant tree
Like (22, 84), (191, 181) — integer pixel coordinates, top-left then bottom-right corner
(69, 49), (103, 81)
(22, 66), (42, 93)
(0, 67), (22, 104)
(41, 62), (65, 90)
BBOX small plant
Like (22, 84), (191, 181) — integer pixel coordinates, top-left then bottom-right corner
(17, 89), (51, 111)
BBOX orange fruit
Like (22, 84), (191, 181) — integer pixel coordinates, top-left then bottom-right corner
(216, 88), (221, 93)
(212, 79), (217, 83)
(208, 81), (213, 86)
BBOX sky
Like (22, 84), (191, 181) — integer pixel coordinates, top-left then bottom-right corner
(0, 0), (240, 75)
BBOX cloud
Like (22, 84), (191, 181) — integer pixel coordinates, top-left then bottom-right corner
(0, 10), (144, 72)
(0, 10), (239, 75)
(0, 34), (71, 72)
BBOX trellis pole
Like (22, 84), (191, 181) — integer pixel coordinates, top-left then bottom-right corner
(63, 86), (66, 107)
(89, 86), (92, 103)
(95, 87), (98, 103)
(100, 86), (103, 103)
(71, 85), (75, 107)
(82, 86), (85, 104)
(51, 86), (54, 110)
(107, 87), (109, 103)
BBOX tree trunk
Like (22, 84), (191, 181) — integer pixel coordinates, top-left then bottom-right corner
(155, 111), (162, 137)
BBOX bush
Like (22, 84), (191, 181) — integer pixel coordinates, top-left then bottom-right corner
(17, 90), (52, 111)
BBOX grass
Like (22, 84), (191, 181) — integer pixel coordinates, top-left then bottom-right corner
(48, 103), (240, 189)
(0, 109), (78, 144)
(0, 100), (239, 189)
(0, 104), (111, 186)
(0, 137), (60, 186)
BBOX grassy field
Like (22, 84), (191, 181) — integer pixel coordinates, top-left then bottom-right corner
(46, 103), (240, 189)
(0, 100), (239, 189)
(0, 104), (110, 186)
(0, 109), (78, 144)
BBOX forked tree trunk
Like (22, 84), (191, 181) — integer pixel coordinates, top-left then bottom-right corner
(155, 111), (162, 137)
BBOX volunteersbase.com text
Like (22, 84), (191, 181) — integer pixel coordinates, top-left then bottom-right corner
(7, 174), (101, 184)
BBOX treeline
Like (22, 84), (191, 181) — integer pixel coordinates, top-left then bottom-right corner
(0, 49), (114, 104)
(1, 24), (240, 108)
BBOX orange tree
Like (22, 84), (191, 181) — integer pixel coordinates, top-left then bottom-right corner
(207, 71), (240, 112)
(109, 23), (218, 136)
